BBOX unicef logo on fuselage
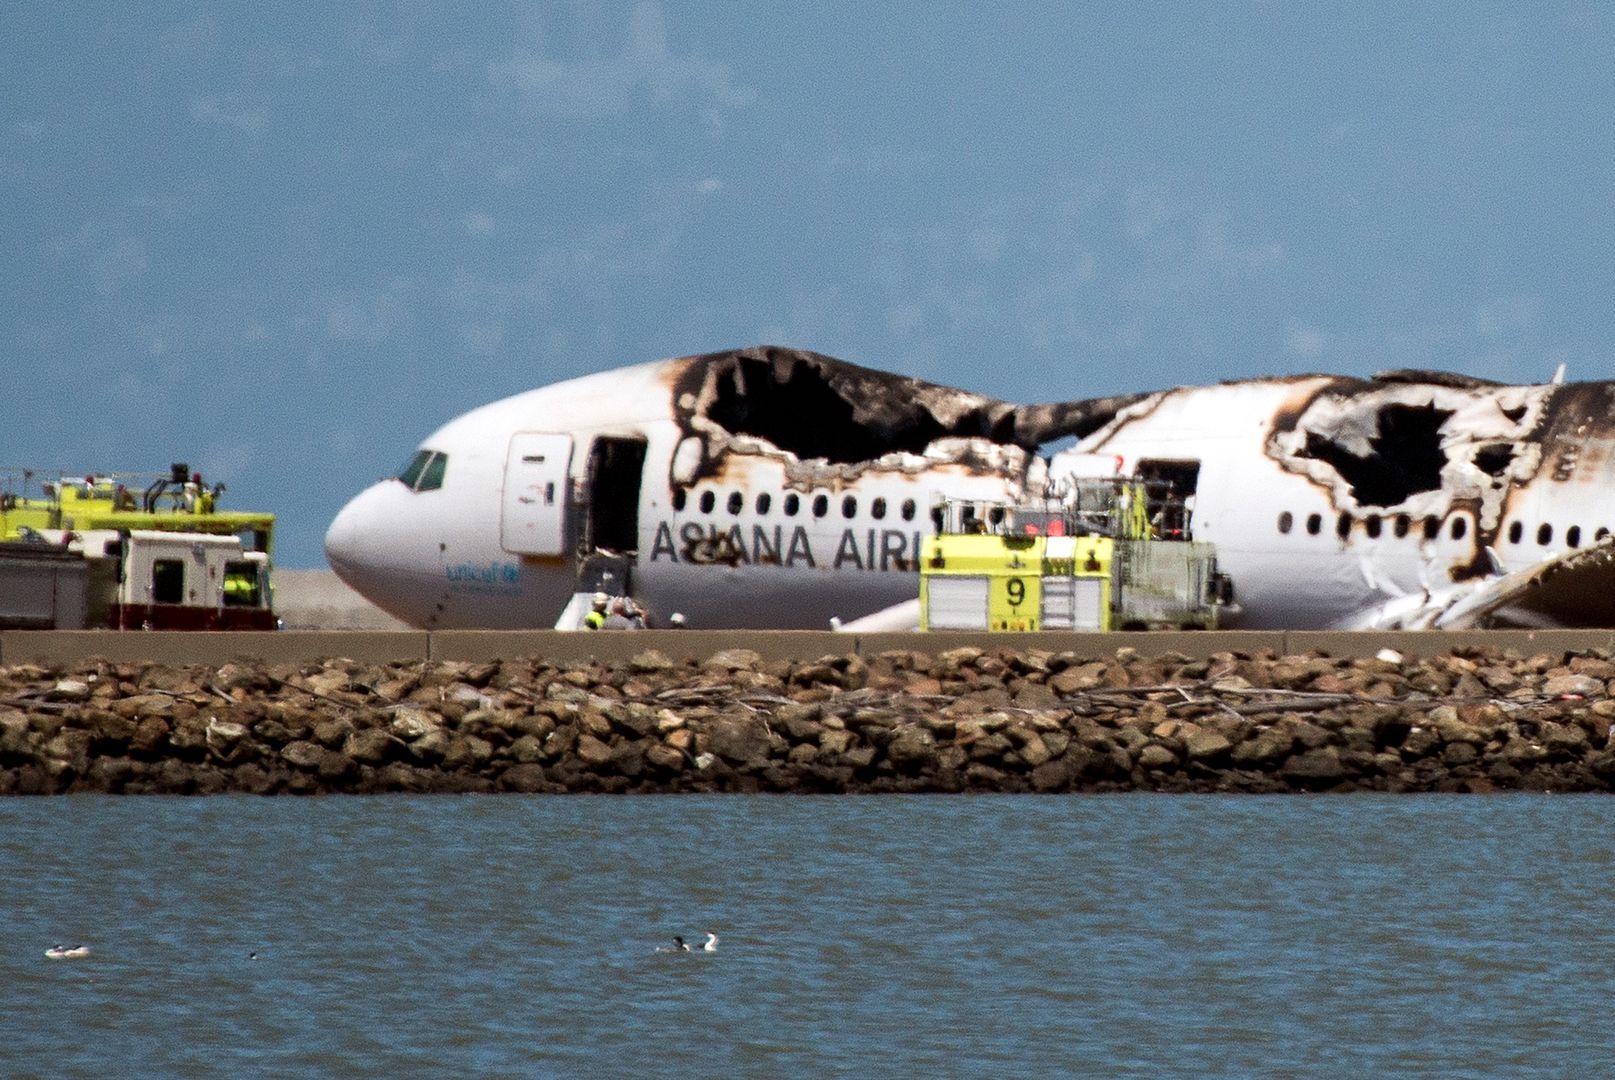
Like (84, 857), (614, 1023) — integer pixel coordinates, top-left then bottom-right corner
(445, 560), (520, 591)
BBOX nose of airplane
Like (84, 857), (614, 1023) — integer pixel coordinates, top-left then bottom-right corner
(324, 482), (410, 604)
(323, 492), (366, 583)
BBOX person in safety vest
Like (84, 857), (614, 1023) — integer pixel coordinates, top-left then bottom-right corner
(584, 592), (609, 630)
(222, 569), (256, 607)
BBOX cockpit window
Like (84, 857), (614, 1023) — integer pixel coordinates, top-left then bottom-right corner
(396, 449), (448, 492)
(397, 450), (432, 489)
(417, 453), (447, 492)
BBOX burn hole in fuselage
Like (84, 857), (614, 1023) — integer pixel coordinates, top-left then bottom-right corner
(703, 353), (1009, 464)
(1473, 444), (1514, 476)
(1300, 403), (1453, 508)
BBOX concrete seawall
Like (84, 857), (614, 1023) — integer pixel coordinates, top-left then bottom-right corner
(6, 628), (1615, 666)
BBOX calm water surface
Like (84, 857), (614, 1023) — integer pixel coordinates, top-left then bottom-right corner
(2, 795), (1611, 1078)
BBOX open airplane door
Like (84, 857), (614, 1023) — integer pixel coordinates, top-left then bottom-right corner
(501, 433), (573, 556)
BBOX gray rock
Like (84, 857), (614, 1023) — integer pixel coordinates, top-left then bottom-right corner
(390, 709), (440, 741)
(885, 726), (937, 773)
(1138, 745), (1177, 770)
(1282, 747), (1347, 784)
(574, 734), (614, 767)
(1184, 729), (1234, 762)
(344, 728), (401, 766)
(1544, 674), (1604, 698)
(701, 717), (772, 766)
(281, 740), (325, 770)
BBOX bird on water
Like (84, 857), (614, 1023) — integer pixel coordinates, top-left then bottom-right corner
(45, 945), (90, 959)
(656, 933), (717, 953)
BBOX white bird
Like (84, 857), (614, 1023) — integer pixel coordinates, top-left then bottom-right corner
(45, 945), (90, 959)
(700, 933), (718, 952)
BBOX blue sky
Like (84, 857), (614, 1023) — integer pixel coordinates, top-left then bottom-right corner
(5, 3), (1614, 566)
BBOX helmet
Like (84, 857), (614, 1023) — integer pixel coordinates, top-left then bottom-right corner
(591, 592), (610, 608)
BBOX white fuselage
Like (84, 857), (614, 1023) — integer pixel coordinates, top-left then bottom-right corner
(326, 356), (1615, 630)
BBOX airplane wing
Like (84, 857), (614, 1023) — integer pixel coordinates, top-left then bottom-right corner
(1336, 538), (1615, 629)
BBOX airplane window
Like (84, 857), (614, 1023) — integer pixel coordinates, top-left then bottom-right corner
(872, 497), (887, 520)
(988, 507), (1004, 526)
(784, 493), (800, 516)
(416, 452), (447, 492)
(396, 449), (432, 490)
(1365, 515), (1381, 539)
(842, 495), (857, 519)
(1451, 516), (1467, 540)
(700, 490), (716, 514)
(1277, 511), (1292, 535)
(756, 493), (771, 515)
(1336, 511), (1351, 540)
(812, 494), (828, 518)
(1507, 521), (1522, 544)
(1306, 513), (1321, 535)
(901, 499), (916, 521)
(1393, 514), (1409, 539)
(672, 489), (687, 512)
(1568, 525), (1582, 548)
(1598, 527), (1611, 542)
(1423, 516), (1440, 540)
(728, 491), (743, 515)
(1538, 523), (1553, 546)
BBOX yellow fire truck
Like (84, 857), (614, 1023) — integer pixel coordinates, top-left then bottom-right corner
(0, 464), (276, 630)
(918, 478), (1231, 632)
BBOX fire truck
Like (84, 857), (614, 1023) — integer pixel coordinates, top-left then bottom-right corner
(0, 464), (276, 630)
(918, 475), (1233, 632)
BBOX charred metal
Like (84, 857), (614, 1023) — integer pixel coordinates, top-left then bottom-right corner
(666, 346), (1146, 488)
(1296, 402), (1453, 508)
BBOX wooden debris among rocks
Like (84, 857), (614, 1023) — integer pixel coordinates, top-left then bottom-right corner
(2, 644), (1615, 793)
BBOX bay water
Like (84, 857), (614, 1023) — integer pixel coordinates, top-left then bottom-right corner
(3, 795), (1611, 1078)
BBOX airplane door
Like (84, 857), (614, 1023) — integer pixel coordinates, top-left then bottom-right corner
(501, 433), (573, 556)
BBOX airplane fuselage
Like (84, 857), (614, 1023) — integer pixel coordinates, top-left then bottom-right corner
(326, 349), (1615, 630)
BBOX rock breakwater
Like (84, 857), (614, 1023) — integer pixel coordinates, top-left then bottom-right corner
(4, 644), (1615, 794)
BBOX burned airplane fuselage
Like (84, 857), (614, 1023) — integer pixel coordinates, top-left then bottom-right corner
(329, 340), (1615, 631)
(632, 349), (1615, 628)
(1075, 369), (1615, 627)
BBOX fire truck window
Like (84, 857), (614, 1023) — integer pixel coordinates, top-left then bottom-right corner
(416, 452), (447, 492)
(223, 562), (260, 607)
(152, 560), (185, 605)
(396, 450), (432, 489)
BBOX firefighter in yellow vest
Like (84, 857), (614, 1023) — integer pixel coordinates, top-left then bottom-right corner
(222, 568), (256, 607)
(584, 592), (609, 630)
